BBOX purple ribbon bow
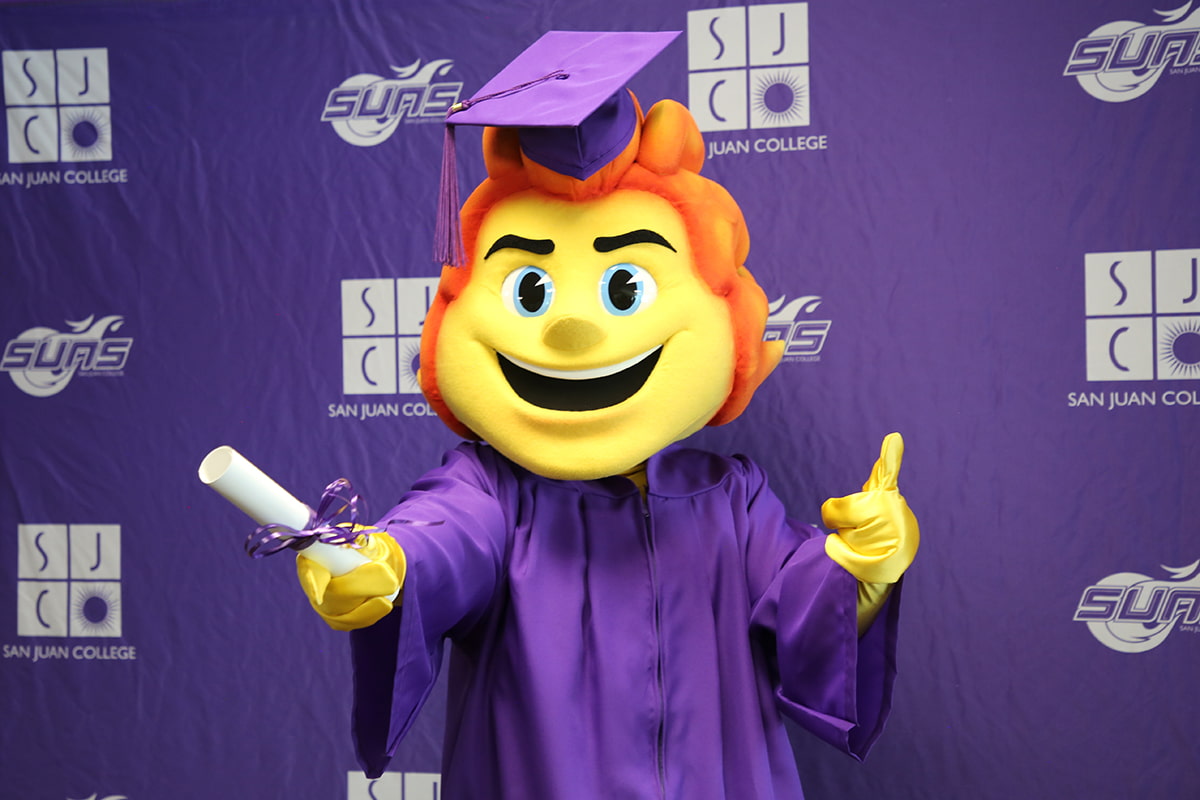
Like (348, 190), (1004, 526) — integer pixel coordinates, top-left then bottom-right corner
(245, 478), (376, 558)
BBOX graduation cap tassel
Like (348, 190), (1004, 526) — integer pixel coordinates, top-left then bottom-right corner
(434, 70), (573, 267)
(434, 122), (464, 267)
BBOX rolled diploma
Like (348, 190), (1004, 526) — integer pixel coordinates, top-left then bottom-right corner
(198, 445), (372, 577)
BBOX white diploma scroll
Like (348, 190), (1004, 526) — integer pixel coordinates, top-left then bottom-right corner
(198, 445), (371, 576)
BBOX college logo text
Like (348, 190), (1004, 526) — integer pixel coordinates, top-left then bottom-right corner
(687, 3), (828, 159)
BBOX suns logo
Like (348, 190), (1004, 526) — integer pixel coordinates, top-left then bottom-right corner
(1, 315), (133, 397)
(764, 294), (831, 360)
(1064, 1), (1200, 102)
(1075, 560), (1200, 652)
(321, 59), (462, 147)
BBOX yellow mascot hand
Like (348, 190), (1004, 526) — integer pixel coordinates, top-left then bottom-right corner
(821, 432), (919, 585)
(296, 531), (407, 632)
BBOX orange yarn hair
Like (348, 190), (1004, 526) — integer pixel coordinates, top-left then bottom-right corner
(420, 94), (779, 439)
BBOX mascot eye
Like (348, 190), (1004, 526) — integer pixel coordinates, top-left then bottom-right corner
(502, 267), (555, 317)
(600, 264), (657, 316)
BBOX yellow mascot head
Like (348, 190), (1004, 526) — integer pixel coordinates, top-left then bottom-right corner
(419, 32), (783, 480)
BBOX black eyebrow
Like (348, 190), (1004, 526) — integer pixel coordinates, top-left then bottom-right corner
(484, 234), (555, 259)
(593, 229), (676, 254)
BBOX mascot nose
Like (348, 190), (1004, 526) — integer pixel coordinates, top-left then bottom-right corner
(542, 316), (607, 351)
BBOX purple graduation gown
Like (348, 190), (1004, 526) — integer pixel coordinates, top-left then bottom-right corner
(350, 441), (900, 799)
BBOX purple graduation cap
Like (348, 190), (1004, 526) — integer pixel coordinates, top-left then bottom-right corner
(435, 30), (681, 266)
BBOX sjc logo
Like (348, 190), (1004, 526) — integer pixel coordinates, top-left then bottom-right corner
(341, 278), (438, 395)
(348, 772), (440, 799)
(687, 3), (810, 132)
(17, 524), (122, 638)
(1064, 2), (1200, 103)
(3, 48), (112, 163)
(1085, 249), (1200, 381)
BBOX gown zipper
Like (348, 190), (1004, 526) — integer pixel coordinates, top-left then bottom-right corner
(642, 494), (667, 798)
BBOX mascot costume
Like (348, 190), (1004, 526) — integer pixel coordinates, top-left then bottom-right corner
(294, 31), (918, 800)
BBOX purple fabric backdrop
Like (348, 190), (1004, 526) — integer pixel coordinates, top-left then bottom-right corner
(2, 0), (1197, 798)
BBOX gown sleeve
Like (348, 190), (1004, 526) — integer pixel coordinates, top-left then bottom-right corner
(348, 443), (510, 778)
(742, 456), (902, 759)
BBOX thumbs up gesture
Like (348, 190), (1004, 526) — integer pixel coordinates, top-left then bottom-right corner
(821, 433), (919, 584)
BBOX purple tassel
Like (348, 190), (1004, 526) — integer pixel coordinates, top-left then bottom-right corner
(434, 72), (570, 267)
(434, 123), (465, 267)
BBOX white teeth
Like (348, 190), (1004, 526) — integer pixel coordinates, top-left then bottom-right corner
(501, 347), (661, 380)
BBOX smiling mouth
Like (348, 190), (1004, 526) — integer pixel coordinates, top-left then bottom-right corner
(497, 347), (662, 411)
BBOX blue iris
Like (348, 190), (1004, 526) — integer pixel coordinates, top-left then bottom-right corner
(600, 264), (657, 316)
(502, 266), (554, 317)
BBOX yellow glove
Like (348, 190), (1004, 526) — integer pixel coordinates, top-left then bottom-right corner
(296, 531), (406, 632)
(822, 433), (918, 636)
(821, 432), (919, 586)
